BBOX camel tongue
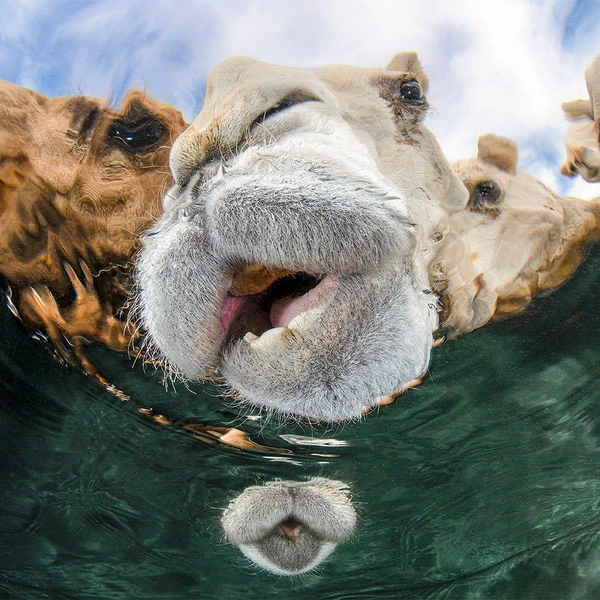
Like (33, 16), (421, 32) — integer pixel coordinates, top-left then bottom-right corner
(278, 518), (303, 541)
(229, 264), (295, 296)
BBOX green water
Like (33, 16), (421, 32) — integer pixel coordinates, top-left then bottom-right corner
(3, 246), (600, 599)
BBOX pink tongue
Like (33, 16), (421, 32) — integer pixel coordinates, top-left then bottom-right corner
(270, 276), (338, 328)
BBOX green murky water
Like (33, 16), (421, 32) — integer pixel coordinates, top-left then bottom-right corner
(3, 245), (600, 599)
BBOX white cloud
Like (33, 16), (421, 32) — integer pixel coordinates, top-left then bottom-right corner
(208, 0), (600, 198)
(2, 0), (600, 198)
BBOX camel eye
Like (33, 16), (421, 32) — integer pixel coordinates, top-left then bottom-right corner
(476, 181), (502, 203)
(468, 180), (503, 214)
(108, 116), (166, 151)
(400, 80), (424, 103)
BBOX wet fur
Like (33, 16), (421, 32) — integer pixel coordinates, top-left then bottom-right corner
(0, 80), (186, 371)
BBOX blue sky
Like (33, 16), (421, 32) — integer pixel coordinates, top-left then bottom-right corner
(3, 0), (600, 198)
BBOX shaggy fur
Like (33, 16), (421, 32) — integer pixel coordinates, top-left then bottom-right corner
(135, 53), (468, 421)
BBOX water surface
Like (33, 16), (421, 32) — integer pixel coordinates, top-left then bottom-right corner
(2, 245), (600, 599)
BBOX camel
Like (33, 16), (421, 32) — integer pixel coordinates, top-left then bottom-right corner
(436, 133), (600, 336)
(0, 80), (186, 381)
(135, 54), (600, 422)
(221, 478), (356, 575)
(562, 54), (600, 181)
(134, 53), (469, 422)
(0, 82), (282, 450)
(4, 55), (600, 425)
(0, 81), (306, 451)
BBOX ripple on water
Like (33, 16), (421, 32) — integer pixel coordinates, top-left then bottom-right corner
(4, 243), (600, 597)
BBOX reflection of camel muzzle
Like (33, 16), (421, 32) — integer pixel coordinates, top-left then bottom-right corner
(221, 478), (357, 576)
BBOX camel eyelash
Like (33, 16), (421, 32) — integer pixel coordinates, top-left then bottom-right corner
(252, 91), (322, 128)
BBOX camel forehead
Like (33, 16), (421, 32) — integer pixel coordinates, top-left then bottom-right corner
(202, 56), (338, 116)
(203, 56), (394, 111)
(0, 80), (100, 141)
(452, 157), (504, 184)
(208, 56), (321, 90)
(0, 79), (48, 121)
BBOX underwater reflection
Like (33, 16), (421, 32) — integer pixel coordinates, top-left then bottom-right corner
(221, 478), (356, 575)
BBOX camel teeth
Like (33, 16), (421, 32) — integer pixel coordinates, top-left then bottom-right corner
(288, 306), (325, 331)
(243, 332), (259, 343)
(246, 327), (290, 350)
(287, 312), (310, 331)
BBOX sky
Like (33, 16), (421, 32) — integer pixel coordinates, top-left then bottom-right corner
(2, 0), (600, 198)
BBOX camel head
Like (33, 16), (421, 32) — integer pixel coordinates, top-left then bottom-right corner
(135, 53), (468, 421)
(562, 53), (600, 182)
(0, 80), (186, 361)
(434, 133), (600, 336)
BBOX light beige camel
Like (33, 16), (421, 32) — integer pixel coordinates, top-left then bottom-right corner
(135, 53), (469, 421)
(435, 133), (600, 336)
(562, 54), (600, 181)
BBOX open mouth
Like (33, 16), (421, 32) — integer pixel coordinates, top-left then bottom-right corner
(219, 265), (338, 349)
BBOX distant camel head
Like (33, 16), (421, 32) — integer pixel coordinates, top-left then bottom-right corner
(135, 53), (469, 421)
(435, 133), (600, 335)
(0, 81), (186, 369)
(562, 53), (600, 182)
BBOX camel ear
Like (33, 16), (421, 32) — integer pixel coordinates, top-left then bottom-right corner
(386, 52), (429, 94)
(562, 98), (593, 121)
(477, 133), (518, 175)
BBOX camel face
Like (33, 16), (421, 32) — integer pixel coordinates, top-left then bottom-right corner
(434, 134), (600, 336)
(136, 54), (468, 421)
(0, 81), (186, 362)
(561, 100), (600, 182)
